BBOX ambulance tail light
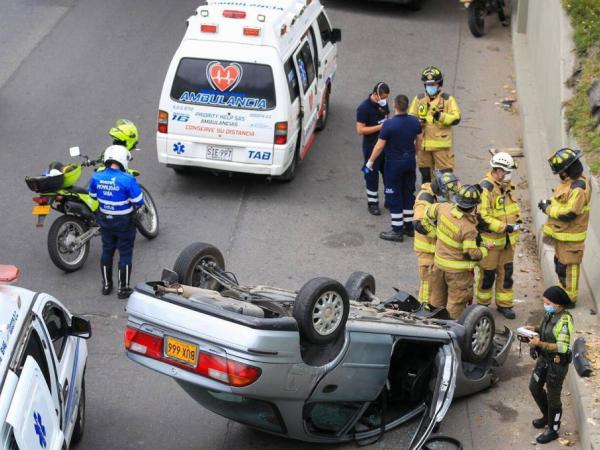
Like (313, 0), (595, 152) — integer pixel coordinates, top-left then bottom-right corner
(274, 122), (288, 145)
(158, 110), (168, 134)
(223, 10), (246, 19)
(243, 27), (261, 37)
(124, 327), (163, 360)
(200, 24), (218, 33)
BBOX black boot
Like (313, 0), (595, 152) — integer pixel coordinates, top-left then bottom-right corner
(379, 229), (404, 242)
(536, 407), (561, 444)
(368, 203), (381, 216)
(419, 167), (431, 184)
(118, 265), (133, 299)
(497, 306), (516, 319)
(532, 417), (547, 429)
(101, 264), (113, 295)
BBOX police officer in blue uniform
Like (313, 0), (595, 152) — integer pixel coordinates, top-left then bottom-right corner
(356, 82), (390, 215)
(89, 145), (144, 299)
(366, 94), (423, 242)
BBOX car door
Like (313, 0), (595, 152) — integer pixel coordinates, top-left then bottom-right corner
(292, 40), (319, 158)
(7, 343), (64, 449)
(314, 12), (338, 86)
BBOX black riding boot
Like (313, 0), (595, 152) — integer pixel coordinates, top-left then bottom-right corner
(419, 167), (431, 184)
(536, 407), (561, 444)
(101, 264), (113, 295)
(117, 265), (133, 299)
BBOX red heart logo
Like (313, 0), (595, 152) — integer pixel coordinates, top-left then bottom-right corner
(207, 62), (242, 92)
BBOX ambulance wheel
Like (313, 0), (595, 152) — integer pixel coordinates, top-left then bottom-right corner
(71, 376), (85, 444)
(459, 305), (495, 363)
(316, 89), (330, 131)
(468, 1), (486, 37)
(406, 0), (422, 11)
(276, 140), (300, 182)
(293, 278), (349, 345)
(345, 271), (376, 302)
(173, 242), (225, 291)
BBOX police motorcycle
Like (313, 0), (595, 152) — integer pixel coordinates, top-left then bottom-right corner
(25, 146), (159, 272)
(460, 0), (508, 37)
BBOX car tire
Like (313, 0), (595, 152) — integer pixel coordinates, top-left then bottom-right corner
(293, 277), (349, 345)
(71, 376), (85, 444)
(275, 136), (300, 182)
(315, 88), (330, 131)
(458, 305), (495, 363)
(344, 271), (375, 302)
(173, 242), (225, 291)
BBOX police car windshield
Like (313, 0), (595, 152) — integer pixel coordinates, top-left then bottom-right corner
(171, 58), (276, 111)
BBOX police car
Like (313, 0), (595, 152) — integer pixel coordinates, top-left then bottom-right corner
(157, 0), (341, 181)
(0, 266), (90, 449)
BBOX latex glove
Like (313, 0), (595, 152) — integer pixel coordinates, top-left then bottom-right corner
(362, 161), (374, 174)
(538, 199), (550, 213)
(378, 118), (386, 125)
(506, 224), (522, 233)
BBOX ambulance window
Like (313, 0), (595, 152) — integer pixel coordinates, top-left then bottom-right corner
(19, 329), (51, 390)
(284, 59), (299, 102)
(43, 305), (69, 360)
(317, 13), (332, 46)
(170, 58), (276, 110)
(295, 43), (316, 92)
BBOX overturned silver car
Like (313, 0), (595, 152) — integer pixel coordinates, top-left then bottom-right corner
(124, 242), (513, 448)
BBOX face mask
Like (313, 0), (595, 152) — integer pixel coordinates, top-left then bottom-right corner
(425, 85), (438, 96)
(503, 172), (512, 181)
(378, 98), (387, 107)
(544, 304), (556, 314)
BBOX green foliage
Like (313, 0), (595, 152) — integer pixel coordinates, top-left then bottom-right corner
(562, 0), (600, 56)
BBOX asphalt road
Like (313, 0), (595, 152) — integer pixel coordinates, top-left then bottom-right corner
(0, 0), (580, 449)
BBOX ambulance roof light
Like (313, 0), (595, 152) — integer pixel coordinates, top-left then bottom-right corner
(0, 266), (20, 285)
(243, 27), (261, 37)
(201, 24), (218, 33)
(223, 10), (246, 19)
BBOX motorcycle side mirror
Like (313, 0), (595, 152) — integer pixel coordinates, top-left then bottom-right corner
(69, 146), (81, 158)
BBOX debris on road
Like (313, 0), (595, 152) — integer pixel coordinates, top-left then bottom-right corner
(489, 147), (524, 157)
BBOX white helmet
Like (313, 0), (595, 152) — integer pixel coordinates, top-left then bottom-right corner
(103, 145), (130, 171)
(490, 152), (515, 172)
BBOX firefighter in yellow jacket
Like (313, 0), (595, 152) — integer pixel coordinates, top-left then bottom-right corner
(539, 148), (591, 305)
(476, 152), (522, 319)
(425, 185), (492, 319)
(408, 67), (461, 184)
(413, 172), (460, 304)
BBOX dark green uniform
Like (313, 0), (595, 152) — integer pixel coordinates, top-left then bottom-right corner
(529, 309), (574, 433)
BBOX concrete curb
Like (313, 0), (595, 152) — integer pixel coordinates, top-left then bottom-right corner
(511, 5), (600, 450)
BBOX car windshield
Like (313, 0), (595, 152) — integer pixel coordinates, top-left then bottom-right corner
(170, 58), (276, 111)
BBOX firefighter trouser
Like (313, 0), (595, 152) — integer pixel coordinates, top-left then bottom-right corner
(554, 241), (584, 303)
(418, 262), (433, 303)
(529, 357), (568, 415)
(385, 157), (416, 232)
(417, 147), (454, 171)
(475, 246), (515, 308)
(429, 267), (474, 319)
(363, 146), (385, 205)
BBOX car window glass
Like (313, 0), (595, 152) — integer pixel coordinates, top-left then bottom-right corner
(305, 402), (363, 435)
(295, 42), (316, 92)
(284, 59), (299, 102)
(308, 26), (319, 70)
(171, 58), (276, 110)
(43, 305), (69, 360)
(19, 329), (51, 390)
(317, 12), (332, 46)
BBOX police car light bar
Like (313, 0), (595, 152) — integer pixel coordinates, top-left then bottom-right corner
(201, 24), (218, 33)
(223, 10), (246, 19)
(0, 266), (20, 285)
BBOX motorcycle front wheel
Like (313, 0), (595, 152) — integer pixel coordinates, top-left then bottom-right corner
(468, 1), (486, 37)
(135, 184), (159, 239)
(47, 215), (90, 272)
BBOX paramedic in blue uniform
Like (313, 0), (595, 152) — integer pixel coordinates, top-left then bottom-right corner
(366, 94), (423, 242)
(89, 145), (144, 299)
(356, 82), (390, 215)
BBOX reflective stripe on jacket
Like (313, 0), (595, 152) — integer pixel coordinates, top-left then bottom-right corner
(414, 183), (437, 261)
(89, 168), (144, 216)
(539, 310), (574, 355)
(543, 176), (591, 243)
(408, 92), (461, 149)
(478, 173), (521, 247)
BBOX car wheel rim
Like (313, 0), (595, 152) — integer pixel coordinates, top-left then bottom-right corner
(471, 316), (492, 355)
(192, 256), (218, 288)
(312, 290), (344, 336)
(57, 222), (86, 265)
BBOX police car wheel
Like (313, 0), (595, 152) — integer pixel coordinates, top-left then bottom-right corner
(345, 271), (376, 302)
(468, 1), (486, 37)
(135, 184), (159, 239)
(458, 305), (496, 363)
(173, 242), (225, 291)
(47, 215), (90, 272)
(293, 278), (349, 345)
(71, 376), (85, 444)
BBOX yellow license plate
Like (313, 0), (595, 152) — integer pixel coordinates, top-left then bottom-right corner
(32, 205), (51, 215)
(164, 336), (198, 366)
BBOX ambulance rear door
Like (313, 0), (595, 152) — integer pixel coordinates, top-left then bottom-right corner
(292, 40), (319, 159)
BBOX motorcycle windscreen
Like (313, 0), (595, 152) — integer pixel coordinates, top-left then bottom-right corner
(6, 357), (65, 450)
(409, 343), (457, 450)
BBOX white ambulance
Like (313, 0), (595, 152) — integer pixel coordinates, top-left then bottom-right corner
(0, 266), (90, 449)
(156, 0), (341, 181)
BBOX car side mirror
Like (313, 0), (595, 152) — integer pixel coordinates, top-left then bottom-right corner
(69, 146), (81, 158)
(70, 316), (91, 339)
(330, 28), (342, 43)
(161, 268), (180, 286)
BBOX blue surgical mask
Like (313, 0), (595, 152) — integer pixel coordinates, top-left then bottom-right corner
(426, 85), (438, 96)
(544, 304), (556, 314)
